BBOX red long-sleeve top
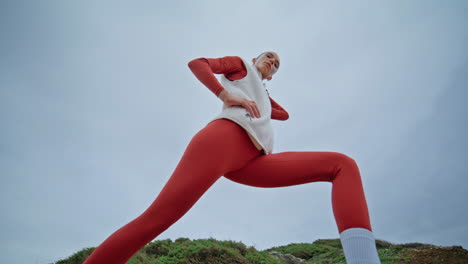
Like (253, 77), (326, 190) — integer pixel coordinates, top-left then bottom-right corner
(188, 56), (289, 121)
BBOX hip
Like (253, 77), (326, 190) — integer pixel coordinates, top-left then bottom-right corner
(182, 119), (264, 174)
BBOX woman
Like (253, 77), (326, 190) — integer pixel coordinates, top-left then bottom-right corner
(83, 51), (381, 264)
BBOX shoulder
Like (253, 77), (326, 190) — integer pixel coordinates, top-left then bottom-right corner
(221, 56), (248, 80)
(222, 56), (246, 70)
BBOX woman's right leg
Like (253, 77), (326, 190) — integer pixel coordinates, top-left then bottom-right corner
(83, 119), (261, 264)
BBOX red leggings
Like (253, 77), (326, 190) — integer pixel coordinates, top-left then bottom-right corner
(83, 119), (372, 264)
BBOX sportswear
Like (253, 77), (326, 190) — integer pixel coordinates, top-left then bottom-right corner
(188, 56), (288, 154)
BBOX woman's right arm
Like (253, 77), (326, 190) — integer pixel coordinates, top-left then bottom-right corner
(188, 57), (237, 98)
(188, 56), (261, 118)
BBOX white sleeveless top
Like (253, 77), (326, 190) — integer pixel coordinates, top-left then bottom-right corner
(207, 57), (274, 155)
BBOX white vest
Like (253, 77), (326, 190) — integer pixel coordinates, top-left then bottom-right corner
(208, 57), (274, 155)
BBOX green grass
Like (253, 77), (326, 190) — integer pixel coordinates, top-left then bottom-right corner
(53, 237), (445, 264)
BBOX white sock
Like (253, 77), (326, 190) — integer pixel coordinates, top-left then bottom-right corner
(339, 227), (381, 264)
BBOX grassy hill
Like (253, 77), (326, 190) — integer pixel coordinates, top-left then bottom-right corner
(54, 237), (468, 264)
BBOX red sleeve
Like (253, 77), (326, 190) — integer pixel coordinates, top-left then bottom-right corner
(187, 56), (246, 97)
(270, 96), (289, 121)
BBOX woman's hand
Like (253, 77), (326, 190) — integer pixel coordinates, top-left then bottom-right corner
(218, 90), (261, 118)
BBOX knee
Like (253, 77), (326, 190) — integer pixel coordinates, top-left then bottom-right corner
(330, 152), (360, 181)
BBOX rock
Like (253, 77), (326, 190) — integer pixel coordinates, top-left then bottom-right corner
(268, 251), (308, 264)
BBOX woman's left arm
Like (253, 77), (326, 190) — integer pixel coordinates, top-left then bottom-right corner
(269, 96), (289, 121)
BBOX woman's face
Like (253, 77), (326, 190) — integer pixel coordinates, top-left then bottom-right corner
(252, 51), (280, 80)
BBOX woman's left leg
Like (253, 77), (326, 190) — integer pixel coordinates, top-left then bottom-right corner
(224, 151), (381, 264)
(224, 151), (371, 233)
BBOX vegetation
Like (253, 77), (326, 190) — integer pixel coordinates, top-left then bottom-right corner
(54, 237), (468, 264)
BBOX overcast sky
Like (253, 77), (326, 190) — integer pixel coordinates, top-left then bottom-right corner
(1, 1), (467, 263)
